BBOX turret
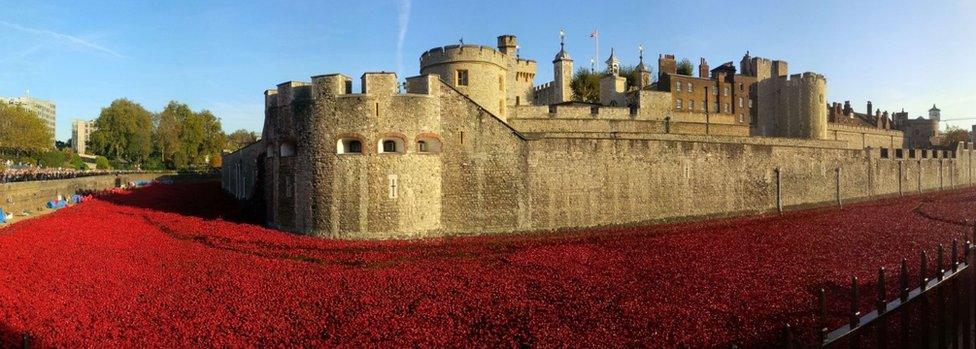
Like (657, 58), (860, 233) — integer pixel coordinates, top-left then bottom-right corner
(552, 30), (573, 104)
(497, 35), (518, 56)
(635, 45), (651, 89)
(929, 104), (941, 121)
(600, 48), (626, 106)
(866, 101), (873, 117)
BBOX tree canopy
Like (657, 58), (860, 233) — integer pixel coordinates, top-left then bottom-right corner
(226, 129), (260, 152)
(677, 58), (694, 75)
(90, 99), (153, 166)
(944, 126), (971, 144)
(0, 102), (52, 157)
(570, 65), (649, 103)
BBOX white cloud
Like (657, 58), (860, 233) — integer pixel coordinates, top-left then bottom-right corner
(0, 20), (125, 58)
(395, 0), (411, 78)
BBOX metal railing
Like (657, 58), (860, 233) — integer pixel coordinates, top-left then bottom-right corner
(784, 224), (976, 348)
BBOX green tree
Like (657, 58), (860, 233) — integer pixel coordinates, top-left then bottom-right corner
(90, 99), (153, 166)
(570, 69), (601, 103)
(153, 101), (187, 168)
(37, 149), (66, 168)
(0, 102), (52, 157)
(95, 156), (111, 169)
(677, 58), (694, 75)
(226, 129), (259, 152)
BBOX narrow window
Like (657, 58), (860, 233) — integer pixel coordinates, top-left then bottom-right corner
(738, 114), (744, 123)
(739, 83), (743, 91)
(377, 138), (405, 154)
(337, 139), (363, 154)
(724, 103), (730, 113)
(687, 82), (693, 91)
(689, 100), (695, 110)
(456, 70), (469, 86)
(676, 99), (683, 109)
(738, 97), (743, 108)
(724, 87), (729, 96)
(516, 96), (520, 105)
(418, 140), (428, 152)
(498, 75), (503, 90)
(675, 82), (681, 92)
(749, 99), (754, 108)
(375, 102), (379, 116)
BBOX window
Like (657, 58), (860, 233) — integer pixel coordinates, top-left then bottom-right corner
(675, 82), (682, 92)
(279, 141), (296, 157)
(377, 137), (405, 154)
(700, 102), (706, 111)
(723, 87), (729, 96)
(738, 114), (744, 123)
(749, 99), (754, 108)
(689, 100), (695, 110)
(724, 103), (730, 113)
(712, 88), (718, 95)
(739, 83), (744, 91)
(687, 82), (693, 91)
(498, 75), (503, 90)
(676, 99), (683, 109)
(416, 136), (442, 153)
(738, 97), (743, 108)
(337, 138), (363, 154)
(456, 70), (469, 86)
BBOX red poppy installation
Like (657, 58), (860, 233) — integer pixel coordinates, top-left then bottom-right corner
(0, 182), (971, 347)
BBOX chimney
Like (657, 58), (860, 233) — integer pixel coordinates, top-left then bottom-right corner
(867, 101), (873, 116)
(698, 57), (709, 78)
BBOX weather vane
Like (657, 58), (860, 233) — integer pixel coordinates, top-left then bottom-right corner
(638, 44), (644, 62)
(559, 28), (565, 48)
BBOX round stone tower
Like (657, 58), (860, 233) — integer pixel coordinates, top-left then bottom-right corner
(420, 44), (510, 119)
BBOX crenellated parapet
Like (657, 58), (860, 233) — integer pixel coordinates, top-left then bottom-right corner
(421, 45), (511, 69)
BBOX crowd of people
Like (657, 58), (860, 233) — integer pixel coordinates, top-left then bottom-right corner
(0, 166), (142, 184)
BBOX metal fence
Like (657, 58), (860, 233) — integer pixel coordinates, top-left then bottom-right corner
(784, 225), (976, 348)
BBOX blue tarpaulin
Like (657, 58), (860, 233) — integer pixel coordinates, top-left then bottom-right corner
(0, 208), (6, 224)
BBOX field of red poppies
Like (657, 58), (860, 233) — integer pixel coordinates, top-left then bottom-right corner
(0, 182), (973, 347)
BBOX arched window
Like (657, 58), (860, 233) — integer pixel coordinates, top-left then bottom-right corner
(337, 138), (363, 154)
(280, 141), (296, 157)
(377, 137), (405, 154)
(416, 136), (442, 154)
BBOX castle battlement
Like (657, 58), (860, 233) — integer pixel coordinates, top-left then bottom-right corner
(420, 44), (511, 68)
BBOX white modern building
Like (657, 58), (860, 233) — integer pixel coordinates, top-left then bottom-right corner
(0, 94), (56, 145)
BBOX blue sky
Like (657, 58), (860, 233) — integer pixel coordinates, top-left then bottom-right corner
(1, 0), (974, 141)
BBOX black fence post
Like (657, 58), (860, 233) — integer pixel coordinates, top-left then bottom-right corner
(819, 288), (828, 345)
(851, 276), (861, 349)
(900, 259), (910, 349)
(921, 250), (931, 347)
(22, 333), (29, 349)
(784, 323), (794, 349)
(877, 267), (888, 348)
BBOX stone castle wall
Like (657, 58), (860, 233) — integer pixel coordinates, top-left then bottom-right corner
(1, 173), (169, 218)
(244, 74), (974, 239)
